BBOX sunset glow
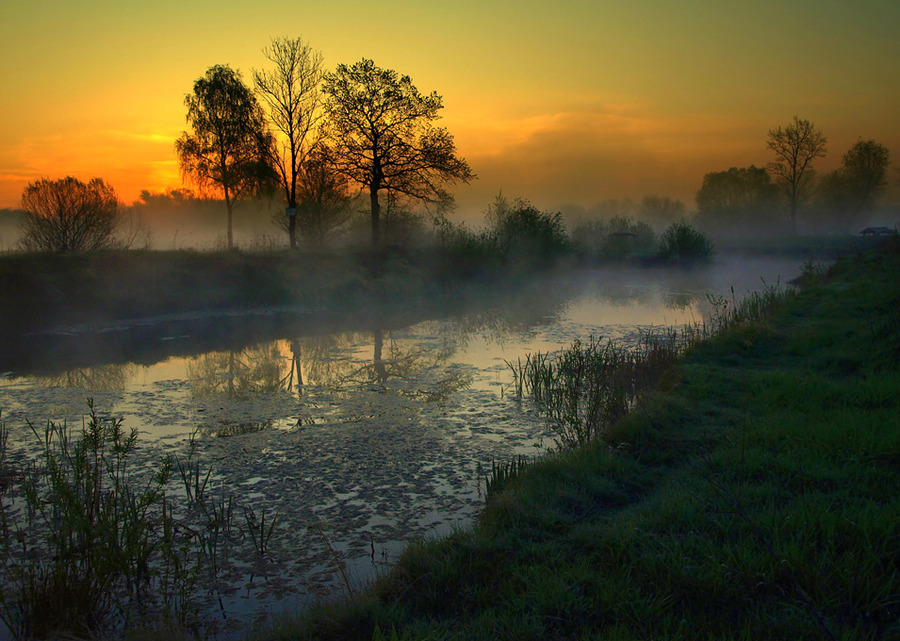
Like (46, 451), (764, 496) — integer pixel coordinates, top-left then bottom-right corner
(1, 0), (898, 218)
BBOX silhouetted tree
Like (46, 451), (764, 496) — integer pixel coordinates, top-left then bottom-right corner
(816, 139), (891, 232)
(322, 58), (474, 246)
(271, 152), (355, 247)
(176, 65), (274, 249)
(18, 176), (122, 252)
(767, 116), (827, 235)
(694, 166), (781, 234)
(252, 36), (324, 249)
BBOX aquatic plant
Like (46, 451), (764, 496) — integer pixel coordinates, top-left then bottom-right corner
(484, 455), (531, 500)
(508, 332), (683, 449)
(0, 401), (253, 639)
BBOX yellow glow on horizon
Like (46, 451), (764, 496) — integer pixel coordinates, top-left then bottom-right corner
(1, 0), (898, 215)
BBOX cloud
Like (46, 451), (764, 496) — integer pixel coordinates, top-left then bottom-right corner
(451, 103), (771, 216)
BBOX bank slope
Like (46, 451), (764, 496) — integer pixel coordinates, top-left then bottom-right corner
(257, 241), (900, 641)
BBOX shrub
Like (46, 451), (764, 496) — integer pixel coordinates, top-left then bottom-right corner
(656, 221), (715, 265)
(493, 200), (570, 263)
(19, 177), (123, 252)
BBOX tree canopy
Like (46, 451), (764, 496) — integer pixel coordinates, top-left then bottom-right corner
(766, 116), (827, 235)
(322, 58), (474, 246)
(19, 176), (121, 252)
(176, 64), (274, 248)
(695, 166), (781, 234)
(816, 139), (891, 231)
(253, 36), (324, 249)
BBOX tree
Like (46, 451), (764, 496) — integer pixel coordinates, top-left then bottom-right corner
(252, 36), (324, 249)
(816, 139), (891, 232)
(271, 152), (356, 247)
(766, 116), (827, 235)
(18, 176), (122, 252)
(322, 58), (474, 246)
(841, 139), (891, 214)
(176, 65), (274, 249)
(694, 166), (781, 234)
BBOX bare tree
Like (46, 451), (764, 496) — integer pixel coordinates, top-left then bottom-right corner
(322, 58), (474, 247)
(252, 36), (324, 249)
(176, 65), (274, 249)
(766, 116), (827, 235)
(19, 176), (121, 252)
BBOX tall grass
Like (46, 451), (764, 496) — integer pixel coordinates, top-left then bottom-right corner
(0, 400), (257, 639)
(509, 282), (793, 449)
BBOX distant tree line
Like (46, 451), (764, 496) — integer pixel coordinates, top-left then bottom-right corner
(694, 117), (892, 236)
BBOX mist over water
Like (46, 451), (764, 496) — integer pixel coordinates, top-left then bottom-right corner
(0, 255), (804, 637)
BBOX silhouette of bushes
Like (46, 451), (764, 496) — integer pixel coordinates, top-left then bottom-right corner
(656, 221), (715, 264)
(19, 177), (123, 253)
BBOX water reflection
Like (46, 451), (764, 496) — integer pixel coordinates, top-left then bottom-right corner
(0, 259), (804, 636)
(36, 363), (133, 392)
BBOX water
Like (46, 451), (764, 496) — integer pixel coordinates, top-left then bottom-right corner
(0, 257), (800, 637)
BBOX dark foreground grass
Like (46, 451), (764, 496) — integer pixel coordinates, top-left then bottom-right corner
(252, 239), (900, 640)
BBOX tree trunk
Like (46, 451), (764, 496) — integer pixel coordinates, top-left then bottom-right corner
(370, 185), (381, 247)
(288, 199), (297, 250)
(225, 189), (234, 249)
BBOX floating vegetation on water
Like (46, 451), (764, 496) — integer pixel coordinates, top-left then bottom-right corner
(199, 419), (273, 438)
(0, 400), (278, 639)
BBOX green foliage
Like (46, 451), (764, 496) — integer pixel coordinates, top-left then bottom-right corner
(250, 238), (900, 641)
(508, 331), (684, 449)
(656, 221), (715, 264)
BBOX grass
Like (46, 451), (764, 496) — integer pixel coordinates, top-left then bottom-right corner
(0, 400), (285, 639)
(249, 237), (900, 640)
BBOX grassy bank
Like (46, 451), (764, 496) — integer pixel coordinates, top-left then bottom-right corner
(251, 239), (900, 640)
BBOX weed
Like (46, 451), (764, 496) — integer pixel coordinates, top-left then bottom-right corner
(0, 400), (253, 639)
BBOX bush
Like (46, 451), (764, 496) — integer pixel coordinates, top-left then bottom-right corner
(492, 199), (570, 263)
(19, 177), (123, 252)
(656, 221), (715, 264)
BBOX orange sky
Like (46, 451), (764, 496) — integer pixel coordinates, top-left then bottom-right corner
(1, 0), (898, 220)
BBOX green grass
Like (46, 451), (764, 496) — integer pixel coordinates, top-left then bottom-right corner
(251, 237), (900, 640)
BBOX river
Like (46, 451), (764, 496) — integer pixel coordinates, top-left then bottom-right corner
(0, 256), (802, 638)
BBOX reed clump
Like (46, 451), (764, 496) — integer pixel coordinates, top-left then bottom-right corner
(0, 400), (263, 639)
(508, 282), (794, 450)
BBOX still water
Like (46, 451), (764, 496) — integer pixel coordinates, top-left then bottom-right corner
(0, 257), (801, 636)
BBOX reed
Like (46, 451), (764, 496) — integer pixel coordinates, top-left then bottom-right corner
(508, 332), (683, 449)
(509, 283), (793, 449)
(0, 400), (252, 639)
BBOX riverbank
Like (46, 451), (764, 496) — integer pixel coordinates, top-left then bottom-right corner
(0, 236), (882, 338)
(250, 238), (900, 639)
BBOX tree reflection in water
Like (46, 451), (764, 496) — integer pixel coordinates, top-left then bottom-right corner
(37, 363), (133, 391)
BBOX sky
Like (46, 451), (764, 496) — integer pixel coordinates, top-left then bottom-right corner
(1, 0), (898, 220)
